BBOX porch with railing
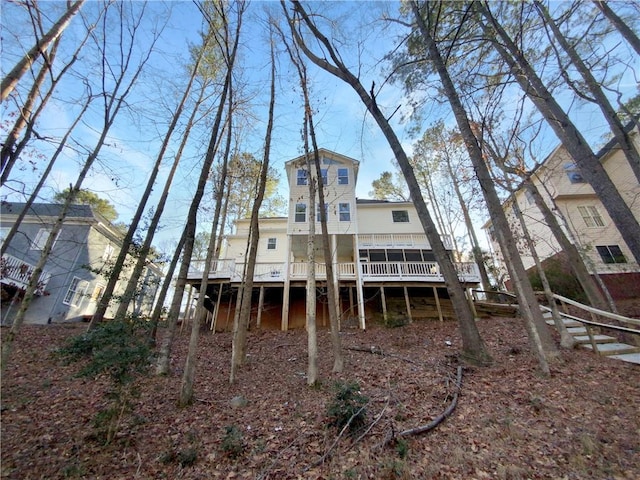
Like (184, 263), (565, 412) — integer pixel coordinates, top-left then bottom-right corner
(188, 258), (480, 283)
(357, 233), (452, 250)
(1, 253), (51, 295)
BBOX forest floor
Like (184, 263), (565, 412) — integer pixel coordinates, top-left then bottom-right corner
(2, 308), (639, 480)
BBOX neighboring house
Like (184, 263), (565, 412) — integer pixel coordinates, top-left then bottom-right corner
(187, 149), (480, 330)
(1, 202), (163, 325)
(485, 129), (640, 300)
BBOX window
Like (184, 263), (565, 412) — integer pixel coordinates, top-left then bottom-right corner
(295, 203), (307, 222)
(267, 238), (277, 250)
(63, 277), (88, 307)
(321, 168), (328, 185)
(339, 203), (350, 221)
(297, 169), (308, 186)
(31, 228), (59, 250)
(392, 210), (409, 223)
(316, 203), (329, 222)
(337, 168), (349, 185)
(596, 245), (627, 264)
(91, 283), (105, 302)
(564, 163), (585, 183)
(524, 189), (535, 206)
(103, 244), (115, 262)
(577, 205), (605, 227)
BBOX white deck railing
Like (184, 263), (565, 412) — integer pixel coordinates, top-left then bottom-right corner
(357, 233), (453, 250)
(1, 253), (51, 295)
(189, 259), (479, 283)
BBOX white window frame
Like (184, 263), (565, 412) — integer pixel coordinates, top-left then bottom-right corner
(267, 238), (277, 250)
(102, 244), (115, 262)
(339, 203), (351, 221)
(577, 205), (605, 228)
(31, 228), (60, 250)
(564, 163), (585, 184)
(596, 245), (627, 264)
(392, 210), (409, 223)
(63, 277), (88, 307)
(337, 168), (349, 185)
(91, 283), (106, 302)
(297, 169), (308, 186)
(321, 168), (328, 185)
(316, 203), (329, 222)
(295, 203), (307, 222)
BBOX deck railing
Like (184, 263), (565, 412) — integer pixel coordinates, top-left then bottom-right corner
(357, 233), (453, 250)
(0, 254), (51, 294)
(189, 258), (479, 283)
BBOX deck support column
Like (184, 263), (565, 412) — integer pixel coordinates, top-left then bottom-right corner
(403, 286), (412, 323)
(353, 235), (366, 329)
(211, 284), (223, 331)
(433, 286), (444, 323)
(380, 285), (388, 324)
(281, 236), (292, 331)
(257, 285), (265, 328)
(330, 234), (340, 328)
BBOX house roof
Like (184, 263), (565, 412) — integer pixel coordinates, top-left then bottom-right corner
(1, 201), (95, 218)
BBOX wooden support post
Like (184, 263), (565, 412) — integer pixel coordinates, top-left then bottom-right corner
(353, 235), (366, 330)
(211, 284), (223, 332)
(282, 236), (292, 331)
(466, 287), (478, 318)
(380, 286), (388, 324)
(257, 285), (265, 328)
(404, 286), (412, 323)
(433, 286), (444, 323)
(349, 286), (354, 317)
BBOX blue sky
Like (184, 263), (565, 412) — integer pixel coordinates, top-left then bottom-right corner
(2, 0), (637, 255)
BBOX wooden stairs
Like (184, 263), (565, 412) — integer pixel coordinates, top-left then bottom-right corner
(542, 309), (640, 365)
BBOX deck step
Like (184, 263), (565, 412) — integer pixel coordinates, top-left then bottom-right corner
(546, 319), (583, 328)
(572, 334), (618, 345)
(567, 326), (588, 335)
(606, 352), (640, 365)
(580, 342), (640, 356)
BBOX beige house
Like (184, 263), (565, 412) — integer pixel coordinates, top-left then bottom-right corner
(187, 149), (480, 330)
(486, 129), (640, 300)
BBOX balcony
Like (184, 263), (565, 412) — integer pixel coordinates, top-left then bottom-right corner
(1, 254), (51, 295)
(357, 233), (453, 250)
(188, 259), (479, 284)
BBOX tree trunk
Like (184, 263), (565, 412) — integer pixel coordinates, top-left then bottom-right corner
(534, 0), (640, 184)
(229, 35), (275, 384)
(287, 0), (492, 367)
(478, 0), (640, 265)
(105, 33), (211, 326)
(593, 0), (640, 56)
(156, 3), (243, 376)
(410, 0), (556, 373)
(1, 0), (86, 102)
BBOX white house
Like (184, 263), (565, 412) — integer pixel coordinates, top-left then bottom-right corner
(187, 149), (480, 330)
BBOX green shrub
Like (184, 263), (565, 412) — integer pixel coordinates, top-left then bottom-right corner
(326, 381), (369, 436)
(57, 319), (152, 444)
(221, 425), (245, 458)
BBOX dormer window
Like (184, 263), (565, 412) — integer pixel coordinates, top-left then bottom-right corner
(338, 168), (349, 185)
(297, 169), (308, 186)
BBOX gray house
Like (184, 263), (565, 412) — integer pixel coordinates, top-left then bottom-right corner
(1, 202), (163, 325)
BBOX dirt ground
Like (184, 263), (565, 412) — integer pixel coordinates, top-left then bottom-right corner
(1, 314), (639, 480)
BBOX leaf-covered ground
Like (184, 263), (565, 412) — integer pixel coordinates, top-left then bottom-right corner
(2, 314), (639, 479)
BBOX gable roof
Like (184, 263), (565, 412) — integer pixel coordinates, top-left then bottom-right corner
(1, 201), (96, 218)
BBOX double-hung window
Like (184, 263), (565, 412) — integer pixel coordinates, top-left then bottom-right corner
(337, 168), (349, 185)
(295, 203), (307, 222)
(339, 203), (350, 221)
(267, 238), (277, 250)
(577, 205), (605, 228)
(31, 228), (59, 250)
(316, 203), (329, 222)
(63, 277), (88, 307)
(297, 169), (308, 186)
(596, 245), (626, 264)
(321, 168), (328, 185)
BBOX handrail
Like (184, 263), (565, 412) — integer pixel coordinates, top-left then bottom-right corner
(539, 305), (640, 335)
(551, 293), (640, 327)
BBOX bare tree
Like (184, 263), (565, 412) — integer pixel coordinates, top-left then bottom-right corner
(477, 0), (640, 264)
(1, 0), (86, 102)
(285, 0), (492, 367)
(90, 31), (212, 328)
(1, 0), (159, 372)
(534, 0), (640, 183)
(156, 0), (244, 376)
(593, 0), (640, 56)
(229, 35), (277, 385)
(409, 0), (556, 373)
